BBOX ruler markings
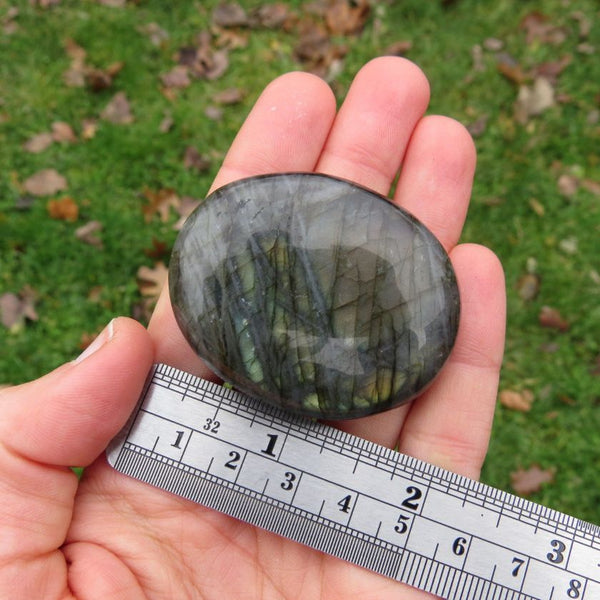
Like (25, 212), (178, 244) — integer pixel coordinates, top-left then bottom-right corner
(107, 364), (600, 599)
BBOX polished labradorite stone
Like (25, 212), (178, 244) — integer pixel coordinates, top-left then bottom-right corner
(169, 173), (459, 419)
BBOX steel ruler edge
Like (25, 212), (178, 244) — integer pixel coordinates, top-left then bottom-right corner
(106, 363), (600, 600)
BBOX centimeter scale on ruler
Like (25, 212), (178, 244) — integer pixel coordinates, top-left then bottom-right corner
(107, 363), (600, 600)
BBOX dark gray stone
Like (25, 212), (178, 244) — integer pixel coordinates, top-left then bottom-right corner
(169, 173), (460, 419)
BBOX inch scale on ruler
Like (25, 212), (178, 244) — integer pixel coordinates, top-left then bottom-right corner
(107, 364), (600, 600)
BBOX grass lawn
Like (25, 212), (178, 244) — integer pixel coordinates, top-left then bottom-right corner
(1, 0), (599, 524)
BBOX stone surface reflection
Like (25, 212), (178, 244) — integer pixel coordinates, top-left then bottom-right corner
(169, 173), (460, 419)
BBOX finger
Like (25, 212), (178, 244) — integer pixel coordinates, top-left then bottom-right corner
(316, 56), (430, 195)
(0, 317), (153, 575)
(210, 70), (336, 192)
(394, 115), (476, 251)
(0, 317), (154, 467)
(149, 71), (336, 371)
(397, 244), (506, 479)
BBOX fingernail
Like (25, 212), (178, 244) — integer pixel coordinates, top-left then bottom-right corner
(74, 319), (115, 364)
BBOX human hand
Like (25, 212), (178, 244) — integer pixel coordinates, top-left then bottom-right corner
(0, 57), (505, 599)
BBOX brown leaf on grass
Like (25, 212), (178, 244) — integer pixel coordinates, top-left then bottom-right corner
(86, 61), (124, 92)
(96, 0), (126, 6)
(143, 238), (169, 260)
(325, 0), (370, 35)
(212, 2), (248, 28)
(160, 65), (191, 89)
(539, 306), (570, 332)
(467, 114), (489, 138)
(101, 92), (133, 124)
(496, 53), (528, 85)
(52, 121), (77, 143)
(0, 288), (39, 329)
(81, 118), (98, 140)
(177, 32), (230, 81)
(511, 465), (555, 496)
(137, 262), (168, 299)
(142, 188), (179, 223)
(533, 55), (571, 85)
(23, 168), (67, 196)
(529, 198), (545, 216)
(2, 6), (19, 35)
(383, 40), (413, 56)
(159, 112), (174, 133)
(31, 0), (61, 7)
(520, 12), (566, 45)
(204, 105), (223, 121)
(63, 38), (87, 87)
(581, 179), (600, 196)
(514, 77), (555, 124)
(558, 173), (579, 197)
(293, 21), (348, 78)
(173, 196), (202, 230)
(183, 147), (211, 173)
(138, 22), (169, 47)
(23, 132), (53, 153)
(499, 389), (535, 412)
(75, 220), (103, 247)
(249, 3), (293, 29)
(212, 87), (244, 104)
(571, 11), (592, 39)
(516, 273), (540, 301)
(47, 196), (79, 221)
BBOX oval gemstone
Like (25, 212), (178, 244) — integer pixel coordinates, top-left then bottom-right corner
(169, 173), (460, 419)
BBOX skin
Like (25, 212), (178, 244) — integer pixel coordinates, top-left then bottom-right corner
(0, 57), (505, 599)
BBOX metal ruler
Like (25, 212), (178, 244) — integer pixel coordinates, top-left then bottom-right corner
(107, 363), (600, 600)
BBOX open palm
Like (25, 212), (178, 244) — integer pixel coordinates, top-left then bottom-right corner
(0, 58), (505, 599)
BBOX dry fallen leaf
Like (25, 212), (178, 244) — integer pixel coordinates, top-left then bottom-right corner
(101, 92), (133, 124)
(499, 389), (535, 412)
(143, 238), (169, 260)
(529, 198), (545, 216)
(138, 22), (169, 46)
(183, 147), (211, 173)
(23, 132), (53, 153)
(539, 306), (570, 332)
(249, 3), (292, 29)
(142, 188), (180, 223)
(75, 220), (103, 247)
(85, 61), (124, 92)
(159, 112), (174, 133)
(212, 87), (245, 104)
(161, 65), (191, 89)
(325, 0), (370, 35)
(520, 11), (566, 45)
(581, 179), (600, 196)
(177, 31), (230, 81)
(137, 262), (168, 299)
(514, 77), (555, 124)
(383, 40), (413, 56)
(511, 465), (555, 496)
(47, 196), (79, 221)
(293, 21), (347, 78)
(557, 173), (579, 197)
(62, 38), (87, 87)
(52, 121), (77, 143)
(81, 118), (98, 140)
(516, 272), (540, 301)
(23, 168), (68, 196)
(212, 2), (248, 28)
(0, 288), (39, 329)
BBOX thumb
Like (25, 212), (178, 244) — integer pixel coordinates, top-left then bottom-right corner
(0, 316), (154, 467)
